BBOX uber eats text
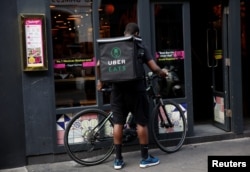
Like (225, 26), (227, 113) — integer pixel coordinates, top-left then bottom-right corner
(107, 59), (126, 72)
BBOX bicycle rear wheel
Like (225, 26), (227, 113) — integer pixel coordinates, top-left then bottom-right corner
(64, 109), (114, 166)
(151, 99), (187, 153)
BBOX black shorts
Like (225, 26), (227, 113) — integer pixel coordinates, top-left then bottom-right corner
(111, 89), (150, 126)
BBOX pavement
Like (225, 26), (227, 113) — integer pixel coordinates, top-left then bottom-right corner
(1, 137), (250, 172)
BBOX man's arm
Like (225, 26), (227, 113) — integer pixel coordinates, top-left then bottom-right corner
(96, 60), (103, 90)
(147, 59), (168, 77)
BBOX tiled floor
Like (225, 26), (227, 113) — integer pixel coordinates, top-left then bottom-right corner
(193, 117), (250, 137)
(194, 123), (226, 136)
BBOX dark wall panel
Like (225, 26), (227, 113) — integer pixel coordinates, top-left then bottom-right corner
(0, 0), (26, 169)
(17, 0), (56, 155)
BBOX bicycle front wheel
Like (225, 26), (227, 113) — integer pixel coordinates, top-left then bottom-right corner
(64, 109), (114, 166)
(151, 99), (187, 153)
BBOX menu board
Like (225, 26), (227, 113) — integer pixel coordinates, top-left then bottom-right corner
(20, 14), (47, 71)
(25, 18), (44, 67)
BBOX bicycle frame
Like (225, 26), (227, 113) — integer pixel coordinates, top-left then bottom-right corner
(123, 73), (176, 138)
(146, 73), (175, 128)
(92, 111), (114, 141)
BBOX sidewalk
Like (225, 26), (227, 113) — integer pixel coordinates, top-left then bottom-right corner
(1, 137), (250, 172)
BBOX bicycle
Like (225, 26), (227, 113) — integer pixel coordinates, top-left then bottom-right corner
(64, 72), (187, 166)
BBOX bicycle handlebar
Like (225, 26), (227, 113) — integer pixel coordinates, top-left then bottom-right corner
(100, 87), (112, 92)
(146, 72), (165, 82)
(146, 67), (172, 82)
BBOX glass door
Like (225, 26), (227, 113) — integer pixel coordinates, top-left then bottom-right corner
(152, 3), (185, 99)
(150, 1), (193, 135)
(207, 0), (231, 131)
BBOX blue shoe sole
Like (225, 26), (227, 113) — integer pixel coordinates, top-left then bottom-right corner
(114, 161), (125, 170)
(140, 160), (160, 168)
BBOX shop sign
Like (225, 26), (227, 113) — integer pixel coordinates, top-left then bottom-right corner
(54, 58), (95, 69)
(50, 0), (91, 6)
(156, 50), (185, 61)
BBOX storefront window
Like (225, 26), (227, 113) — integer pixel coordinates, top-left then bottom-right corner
(99, 0), (137, 38)
(154, 4), (185, 98)
(50, 1), (95, 108)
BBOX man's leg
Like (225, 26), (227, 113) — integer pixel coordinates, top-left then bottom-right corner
(113, 124), (124, 143)
(137, 124), (160, 168)
(113, 124), (125, 169)
(137, 124), (149, 159)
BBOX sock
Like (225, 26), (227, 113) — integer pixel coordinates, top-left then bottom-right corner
(140, 144), (149, 159)
(115, 144), (122, 160)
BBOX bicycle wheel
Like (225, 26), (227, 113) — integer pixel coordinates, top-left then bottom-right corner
(151, 99), (187, 153)
(64, 109), (114, 166)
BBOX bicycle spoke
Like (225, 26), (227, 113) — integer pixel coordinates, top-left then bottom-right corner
(64, 109), (114, 165)
(152, 100), (187, 153)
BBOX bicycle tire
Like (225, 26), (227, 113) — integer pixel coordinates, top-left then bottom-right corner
(151, 99), (187, 153)
(64, 109), (114, 166)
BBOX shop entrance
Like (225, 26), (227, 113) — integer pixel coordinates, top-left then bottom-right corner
(206, 0), (231, 131)
(190, 0), (231, 131)
(150, 0), (233, 135)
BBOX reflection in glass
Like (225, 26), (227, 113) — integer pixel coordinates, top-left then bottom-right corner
(50, 2), (96, 108)
(154, 4), (185, 98)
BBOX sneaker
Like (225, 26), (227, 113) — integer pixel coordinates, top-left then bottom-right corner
(114, 159), (125, 170)
(140, 155), (160, 168)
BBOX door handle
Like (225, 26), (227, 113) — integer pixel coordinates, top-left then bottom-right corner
(206, 28), (218, 68)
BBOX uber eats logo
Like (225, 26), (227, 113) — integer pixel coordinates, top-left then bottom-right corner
(107, 47), (127, 73)
(111, 47), (121, 58)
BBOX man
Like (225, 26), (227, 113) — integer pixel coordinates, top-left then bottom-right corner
(97, 22), (168, 169)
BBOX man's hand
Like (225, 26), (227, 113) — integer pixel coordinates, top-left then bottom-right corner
(147, 60), (168, 78)
(96, 80), (103, 91)
(159, 68), (168, 78)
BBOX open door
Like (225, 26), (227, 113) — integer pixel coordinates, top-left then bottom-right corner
(207, 0), (231, 131)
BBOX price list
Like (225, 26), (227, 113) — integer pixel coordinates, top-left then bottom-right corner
(25, 19), (44, 67)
